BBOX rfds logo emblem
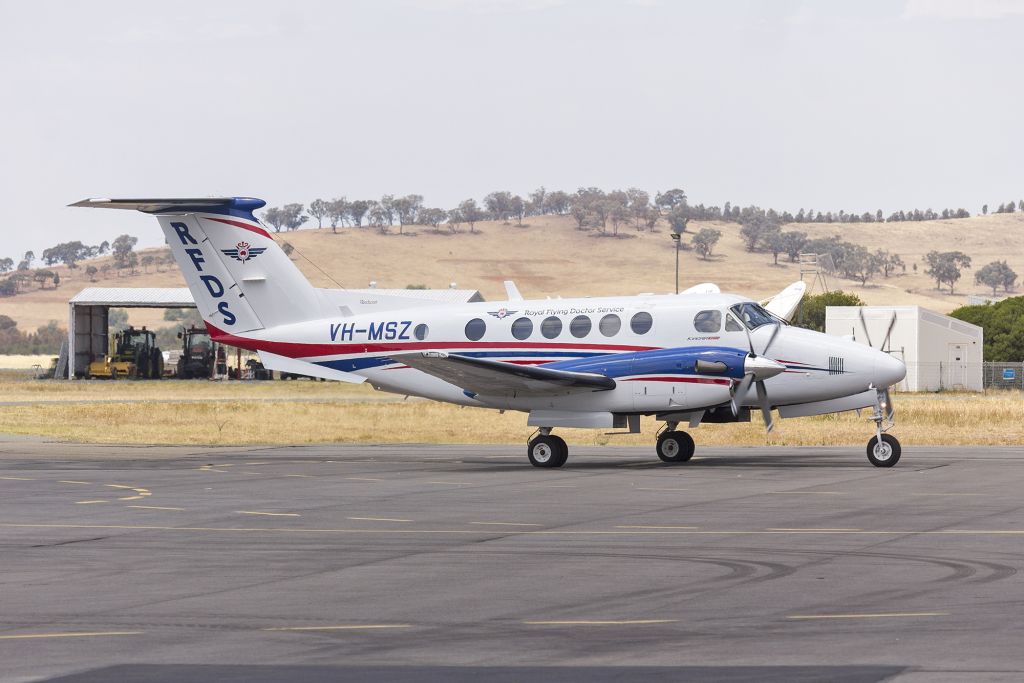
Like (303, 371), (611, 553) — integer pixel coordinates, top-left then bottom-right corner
(488, 308), (517, 319)
(221, 241), (267, 264)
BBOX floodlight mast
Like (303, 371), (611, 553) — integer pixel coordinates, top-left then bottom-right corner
(670, 231), (681, 294)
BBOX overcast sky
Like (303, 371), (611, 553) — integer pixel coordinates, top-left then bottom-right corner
(2, 0), (1022, 260)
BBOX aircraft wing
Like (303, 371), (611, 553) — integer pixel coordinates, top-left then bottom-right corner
(391, 352), (616, 396)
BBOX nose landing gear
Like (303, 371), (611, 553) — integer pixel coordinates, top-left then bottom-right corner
(866, 388), (901, 467)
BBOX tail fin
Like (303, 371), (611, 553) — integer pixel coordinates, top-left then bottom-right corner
(71, 197), (328, 333)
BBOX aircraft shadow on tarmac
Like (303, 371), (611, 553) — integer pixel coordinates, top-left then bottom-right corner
(40, 664), (907, 683)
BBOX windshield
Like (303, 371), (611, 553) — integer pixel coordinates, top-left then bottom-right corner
(730, 302), (786, 330)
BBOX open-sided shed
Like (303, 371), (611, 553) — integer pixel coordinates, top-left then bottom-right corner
(825, 305), (983, 392)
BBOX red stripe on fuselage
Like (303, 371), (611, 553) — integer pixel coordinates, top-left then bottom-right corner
(202, 216), (273, 240)
(204, 323), (657, 359)
(624, 376), (731, 385)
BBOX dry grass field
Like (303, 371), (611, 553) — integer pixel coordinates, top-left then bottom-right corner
(1, 379), (1020, 447)
(5, 211), (1023, 332)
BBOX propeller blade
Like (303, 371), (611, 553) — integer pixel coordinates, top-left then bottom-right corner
(761, 322), (781, 357)
(742, 324), (756, 357)
(881, 311), (897, 351)
(756, 380), (774, 433)
(731, 373), (754, 416)
(857, 308), (874, 348)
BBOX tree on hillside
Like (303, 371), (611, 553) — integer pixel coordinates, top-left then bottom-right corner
(794, 291), (865, 332)
(544, 190), (571, 215)
(393, 194), (423, 234)
(458, 199), (484, 234)
(419, 207), (447, 232)
(263, 207), (286, 232)
(739, 212), (776, 252)
(510, 195), (527, 226)
(763, 227), (786, 265)
(950, 296), (1024, 361)
(982, 204), (988, 215)
(529, 187), (547, 215)
(42, 241), (90, 269)
(609, 203), (629, 235)
(692, 228), (722, 260)
(844, 246), (881, 285)
(308, 199), (329, 229)
(378, 195), (396, 226)
(781, 231), (808, 262)
(23, 251), (34, 267)
(655, 188), (687, 210)
(484, 191), (514, 222)
(925, 250), (972, 294)
(666, 205), (690, 235)
(140, 255), (154, 273)
(625, 188), (650, 229)
(282, 203), (308, 231)
(446, 208), (463, 233)
(347, 200), (370, 227)
(328, 197), (348, 233)
(86, 265), (98, 282)
(975, 260), (1018, 296)
(876, 250), (905, 278)
(0, 257), (12, 274)
(111, 234), (138, 269)
(368, 202), (389, 232)
(569, 195), (589, 230)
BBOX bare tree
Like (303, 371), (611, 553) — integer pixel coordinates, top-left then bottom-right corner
(308, 199), (329, 229)
(328, 198), (348, 233)
(458, 199), (483, 233)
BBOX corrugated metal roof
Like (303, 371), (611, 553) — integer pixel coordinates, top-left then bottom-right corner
(69, 287), (196, 307)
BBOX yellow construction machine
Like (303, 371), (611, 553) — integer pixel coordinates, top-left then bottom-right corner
(86, 326), (163, 380)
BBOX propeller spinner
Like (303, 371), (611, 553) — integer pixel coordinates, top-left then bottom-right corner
(730, 322), (786, 432)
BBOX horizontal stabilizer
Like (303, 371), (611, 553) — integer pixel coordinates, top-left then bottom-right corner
(392, 352), (615, 396)
(69, 197), (266, 214)
(258, 351), (366, 384)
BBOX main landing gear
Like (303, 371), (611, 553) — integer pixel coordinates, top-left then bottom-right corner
(656, 424), (695, 463)
(527, 429), (568, 468)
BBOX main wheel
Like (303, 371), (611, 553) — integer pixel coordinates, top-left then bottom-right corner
(657, 430), (695, 463)
(528, 435), (567, 468)
(867, 433), (901, 467)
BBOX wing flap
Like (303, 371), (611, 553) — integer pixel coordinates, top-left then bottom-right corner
(392, 352), (615, 396)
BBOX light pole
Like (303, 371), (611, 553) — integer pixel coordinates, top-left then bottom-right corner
(670, 231), (681, 294)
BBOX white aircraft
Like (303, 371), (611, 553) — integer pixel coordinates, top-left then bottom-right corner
(72, 197), (907, 468)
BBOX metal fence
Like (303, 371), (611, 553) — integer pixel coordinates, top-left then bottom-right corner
(982, 362), (1024, 390)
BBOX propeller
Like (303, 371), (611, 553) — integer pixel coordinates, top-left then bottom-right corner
(857, 309), (899, 420)
(730, 322), (786, 432)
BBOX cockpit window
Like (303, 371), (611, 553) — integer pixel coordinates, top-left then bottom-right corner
(725, 314), (743, 332)
(693, 310), (721, 333)
(730, 302), (783, 330)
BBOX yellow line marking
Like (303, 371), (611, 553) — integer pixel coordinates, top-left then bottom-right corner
(285, 474), (312, 478)
(0, 476), (35, 481)
(616, 525), (699, 530)
(347, 517), (412, 523)
(58, 480), (91, 485)
(7, 524), (1024, 537)
(0, 631), (144, 640)
(470, 522), (543, 527)
(105, 484), (134, 490)
(74, 500), (108, 505)
(345, 477), (382, 482)
(768, 528), (862, 532)
(767, 491), (846, 495)
(788, 612), (949, 620)
(236, 511), (300, 517)
(635, 487), (689, 492)
(524, 619), (676, 626)
(262, 624), (411, 631)
(127, 505), (183, 511)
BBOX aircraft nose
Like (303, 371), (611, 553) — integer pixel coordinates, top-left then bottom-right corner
(873, 352), (906, 388)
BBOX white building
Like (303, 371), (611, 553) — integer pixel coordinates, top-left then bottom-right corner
(825, 305), (983, 392)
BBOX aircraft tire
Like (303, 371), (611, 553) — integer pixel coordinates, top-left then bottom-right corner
(528, 435), (565, 468)
(657, 430), (695, 463)
(867, 434), (901, 467)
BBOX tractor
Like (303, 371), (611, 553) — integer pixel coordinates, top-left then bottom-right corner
(87, 326), (163, 380)
(176, 326), (216, 380)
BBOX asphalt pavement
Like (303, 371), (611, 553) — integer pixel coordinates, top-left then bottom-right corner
(1, 441), (1023, 682)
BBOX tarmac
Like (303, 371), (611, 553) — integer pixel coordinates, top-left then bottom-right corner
(1, 440), (1023, 682)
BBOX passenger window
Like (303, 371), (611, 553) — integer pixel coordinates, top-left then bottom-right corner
(630, 312), (653, 335)
(541, 316), (563, 339)
(464, 318), (486, 341)
(511, 317), (533, 340)
(694, 310), (722, 333)
(725, 314), (742, 332)
(414, 323), (429, 341)
(599, 314), (621, 336)
(569, 315), (592, 338)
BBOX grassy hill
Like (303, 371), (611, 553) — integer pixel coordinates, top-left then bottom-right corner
(4, 212), (1023, 332)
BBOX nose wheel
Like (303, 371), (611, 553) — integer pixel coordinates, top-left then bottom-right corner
(527, 433), (568, 468)
(867, 433), (901, 467)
